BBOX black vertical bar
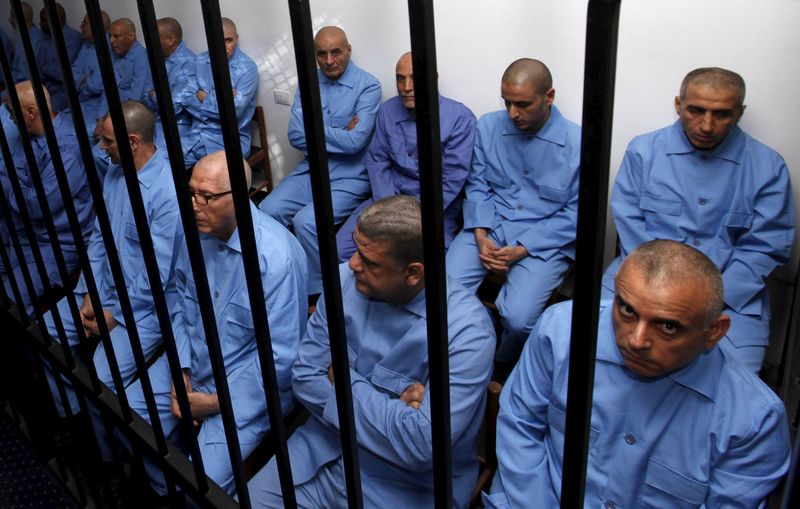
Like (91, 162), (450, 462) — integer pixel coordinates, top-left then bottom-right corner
(406, 1), (452, 507)
(561, 1), (621, 507)
(82, 0), (202, 476)
(286, 1), (362, 508)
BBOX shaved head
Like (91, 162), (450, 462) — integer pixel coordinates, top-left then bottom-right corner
(222, 17), (237, 36)
(15, 81), (52, 136)
(502, 58), (553, 94)
(157, 17), (183, 41)
(111, 18), (136, 34)
(680, 67), (746, 107)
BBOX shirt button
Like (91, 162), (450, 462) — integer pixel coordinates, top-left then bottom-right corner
(625, 433), (636, 445)
(214, 291), (219, 298)
(217, 245), (224, 251)
(517, 205), (523, 210)
(407, 151), (413, 157)
(693, 240), (701, 246)
(698, 198), (707, 205)
(523, 170), (529, 176)
(605, 501), (616, 509)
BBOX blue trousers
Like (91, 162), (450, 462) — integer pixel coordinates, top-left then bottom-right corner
(259, 171), (369, 296)
(446, 228), (571, 362)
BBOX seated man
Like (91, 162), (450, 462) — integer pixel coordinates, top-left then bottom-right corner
(92, 18), (153, 179)
(36, 3), (83, 113)
(259, 26), (381, 297)
(446, 58), (581, 364)
(44, 100), (181, 418)
(335, 51), (476, 261)
(180, 17), (257, 167)
(602, 67), (796, 373)
(144, 17), (196, 143)
(72, 10), (113, 142)
(484, 240), (791, 508)
(126, 151), (307, 496)
(247, 195), (496, 509)
(9, 2), (45, 83)
(0, 81), (93, 314)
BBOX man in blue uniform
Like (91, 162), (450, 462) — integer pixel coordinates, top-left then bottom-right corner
(44, 100), (181, 417)
(247, 195), (496, 509)
(35, 3), (82, 113)
(72, 10), (112, 142)
(180, 17), (257, 167)
(259, 26), (381, 297)
(91, 18), (153, 179)
(602, 67), (796, 372)
(0, 25), (14, 91)
(145, 17), (195, 144)
(9, 2), (45, 83)
(0, 81), (93, 314)
(125, 151), (307, 495)
(446, 58), (581, 364)
(484, 240), (790, 508)
(335, 51), (476, 261)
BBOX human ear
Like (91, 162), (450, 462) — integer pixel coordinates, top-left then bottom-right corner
(704, 314), (731, 350)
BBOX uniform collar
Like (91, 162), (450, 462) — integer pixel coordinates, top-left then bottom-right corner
(135, 147), (164, 188)
(666, 120), (745, 164)
(501, 105), (568, 146)
(320, 60), (358, 89)
(595, 301), (719, 401)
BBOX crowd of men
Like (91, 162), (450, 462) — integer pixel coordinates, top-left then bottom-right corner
(0, 3), (795, 508)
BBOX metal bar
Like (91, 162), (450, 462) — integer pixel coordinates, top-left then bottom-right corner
(286, 1), (363, 507)
(406, 1), (452, 507)
(560, 1), (621, 507)
(195, 2), (289, 505)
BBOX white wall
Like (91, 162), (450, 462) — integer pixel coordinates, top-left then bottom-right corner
(3, 0), (800, 274)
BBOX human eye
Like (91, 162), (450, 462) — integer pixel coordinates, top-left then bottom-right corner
(657, 321), (680, 336)
(396, 74), (404, 82)
(687, 106), (704, 116)
(615, 296), (635, 318)
(331, 48), (341, 56)
(316, 51), (326, 58)
(713, 109), (733, 120)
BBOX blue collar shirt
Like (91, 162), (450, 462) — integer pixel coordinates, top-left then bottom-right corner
(462, 106), (582, 260)
(367, 95), (476, 242)
(180, 46), (258, 158)
(106, 40), (151, 117)
(609, 121), (795, 346)
(35, 24), (83, 113)
(287, 264), (495, 508)
(145, 41), (196, 136)
(11, 25), (45, 83)
(286, 60), (381, 181)
(485, 301), (791, 508)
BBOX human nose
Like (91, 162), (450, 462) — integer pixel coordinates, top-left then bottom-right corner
(348, 252), (361, 272)
(699, 111), (714, 133)
(325, 53), (335, 65)
(627, 321), (650, 351)
(403, 77), (413, 92)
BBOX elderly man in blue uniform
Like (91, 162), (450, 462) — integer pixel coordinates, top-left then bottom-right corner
(0, 81), (93, 314)
(247, 195), (496, 509)
(335, 51), (476, 261)
(44, 100), (181, 418)
(145, 17), (195, 145)
(446, 58), (581, 365)
(35, 3), (82, 113)
(484, 240), (791, 508)
(125, 151), (307, 496)
(259, 26), (381, 297)
(180, 17), (257, 167)
(72, 10), (113, 142)
(602, 67), (796, 373)
(9, 2), (45, 84)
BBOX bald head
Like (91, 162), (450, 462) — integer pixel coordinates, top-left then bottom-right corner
(119, 100), (155, 144)
(315, 26), (351, 80)
(15, 81), (52, 136)
(680, 67), (746, 107)
(157, 17), (183, 56)
(221, 17), (237, 35)
(502, 58), (553, 94)
(190, 151), (250, 239)
(620, 240), (724, 325)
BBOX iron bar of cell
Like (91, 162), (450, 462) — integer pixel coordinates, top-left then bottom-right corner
(406, 1), (453, 507)
(286, 1), (363, 508)
(196, 1), (298, 505)
(82, 0), (198, 470)
(560, 1), (621, 507)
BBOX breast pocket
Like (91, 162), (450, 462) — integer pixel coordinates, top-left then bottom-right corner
(547, 402), (598, 462)
(641, 458), (708, 508)
(123, 221), (142, 260)
(640, 194), (684, 239)
(330, 115), (354, 129)
(723, 210), (753, 244)
(370, 364), (420, 397)
(485, 164), (512, 188)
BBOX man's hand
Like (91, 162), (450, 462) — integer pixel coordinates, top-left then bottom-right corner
(474, 228), (528, 273)
(400, 383), (425, 410)
(171, 370), (221, 425)
(196, 89), (207, 102)
(327, 365), (335, 385)
(148, 89), (156, 98)
(345, 115), (359, 131)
